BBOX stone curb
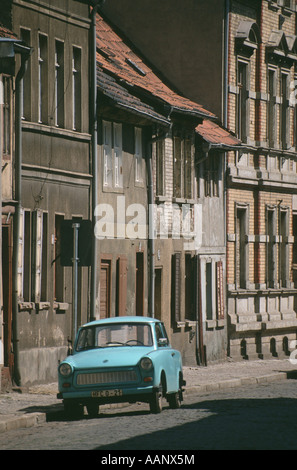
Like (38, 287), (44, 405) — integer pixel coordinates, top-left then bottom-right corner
(184, 372), (289, 396)
(0, 412), (46, 433)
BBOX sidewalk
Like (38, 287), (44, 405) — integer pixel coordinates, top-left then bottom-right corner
(1, 358), (297, 433)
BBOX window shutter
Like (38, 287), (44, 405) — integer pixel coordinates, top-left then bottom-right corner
(103, 120), (113, 187)
(113, 123), (123, 188)
(171, 253), (181, 323)
(117, 256), (128, 316)
(31, 209), (43, 303)
(134, 127), (143, 182)
(184, 138), (192, 199)
(18, 208), (24, 299)
(174, 136), (182, 198)
(216, 261), (224, 320)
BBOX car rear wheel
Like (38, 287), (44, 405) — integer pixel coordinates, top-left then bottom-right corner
(149, 383), (163, 413)
(86, 402), (100, 418)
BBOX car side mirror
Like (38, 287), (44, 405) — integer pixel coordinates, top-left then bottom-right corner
(158, 337), (168, 347)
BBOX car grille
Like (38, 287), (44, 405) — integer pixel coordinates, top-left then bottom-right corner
(76, 370), (138, 386)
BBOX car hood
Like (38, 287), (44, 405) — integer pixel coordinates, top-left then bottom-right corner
(63, 346), (155, 370)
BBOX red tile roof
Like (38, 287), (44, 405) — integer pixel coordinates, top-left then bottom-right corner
(96, 13), (215, 121)
(0, 25), (17, 39)
(196, 120), (241, 149)
(96, 13), (241, 149)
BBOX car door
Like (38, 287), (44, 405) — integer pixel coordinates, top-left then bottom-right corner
(155, 322), (180, 392)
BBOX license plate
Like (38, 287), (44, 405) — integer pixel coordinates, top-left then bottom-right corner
(91, 389), (122, 398)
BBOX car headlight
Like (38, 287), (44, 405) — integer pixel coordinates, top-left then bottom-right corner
(140, 357), (153, 371)
(59, 362), (72, 377)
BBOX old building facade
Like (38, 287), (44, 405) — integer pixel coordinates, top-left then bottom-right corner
(101, 0), (297, 361)
(0, 0), (92, 387)
(93, 12), (235, 366)
(98, 5), (243, 365)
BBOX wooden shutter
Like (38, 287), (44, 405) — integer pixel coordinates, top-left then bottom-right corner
(103, 120), (113, 187)
(31, 210), (43, 302)
(171, 253), (181, 323)
(113, 122), (123, 188)
(216, 261), (224, 320)
(117, 256), (128, 316)
(17, 208), (24, 299)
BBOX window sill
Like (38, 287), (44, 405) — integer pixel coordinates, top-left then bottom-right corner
(53, 302), (69, 313)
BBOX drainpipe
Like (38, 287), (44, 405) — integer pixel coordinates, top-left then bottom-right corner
(12, 44), (31, 387)
(90, 0), (105, 321)
(147, 140), (155, 318)
(223, 0), (230, 358)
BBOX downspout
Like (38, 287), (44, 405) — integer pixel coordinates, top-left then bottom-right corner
(90, 0), (105, 321)
(12, 45), (31, 387)
(223, 0), (230, 357)
(147, 140), (154, 318)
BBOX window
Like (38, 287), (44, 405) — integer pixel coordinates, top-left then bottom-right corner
(204, 154), (219, 197)
(22, 210), (47, 302)
(20, 28), (31, 120)
(102, 120), (123, 189)
(236, 206), (248, 289)
(54, 214), (65, 302)
(72, 46), (81, 131)
(280, 208), (289, 287)
(268, 68), (277, 147)
(38, 34), (48, 124)
(173, 133), (192, 199)
(55, 40), (64, 127)
(267, 207), (277, 288)
(237, 61), (249, 142)
(134, 127), (143, 183)
(280, 72), (289, 149)
(156, 138), (164, 196)
(1, 76), (12, 157)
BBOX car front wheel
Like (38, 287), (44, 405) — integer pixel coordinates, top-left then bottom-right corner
(63, 400), (84, 420)
(149, 384), (163, 413)
(86, 402), (100, 418)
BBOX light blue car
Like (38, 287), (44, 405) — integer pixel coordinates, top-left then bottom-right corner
(57, 316), (185, 418)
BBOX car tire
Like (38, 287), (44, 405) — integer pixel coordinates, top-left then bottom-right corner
(63, 400), (84, 420)
(86, 402), (100, 418)
(149, 383), (163, 414)
(168, 392), (181, 409)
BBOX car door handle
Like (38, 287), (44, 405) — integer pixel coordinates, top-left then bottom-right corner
(171, 352), (175, 357)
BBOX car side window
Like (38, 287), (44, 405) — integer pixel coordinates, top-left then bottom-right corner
(155, 324), (163, 342)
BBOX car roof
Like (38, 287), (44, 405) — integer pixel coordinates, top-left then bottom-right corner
(80, 316), (161, 329)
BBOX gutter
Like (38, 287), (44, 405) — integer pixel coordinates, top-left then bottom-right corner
(12, 43), (32, 387)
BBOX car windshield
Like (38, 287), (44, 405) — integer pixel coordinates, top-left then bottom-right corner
(76, 322), (153, 351)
